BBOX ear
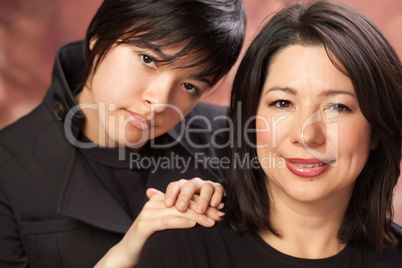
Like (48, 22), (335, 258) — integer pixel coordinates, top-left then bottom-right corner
(89, 38), (97, 51)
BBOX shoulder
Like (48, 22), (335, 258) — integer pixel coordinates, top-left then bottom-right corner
(391, 222), (402, 236)
(167, 102), (229, 148)
(191, 102), (228, 117)
(0, 103), (52, 166)
(186, 102), (228, 130)
(142, 222), (233, 251)
(390, 222), (402, 248)
(0, 101), (73, 186)
(138, 228), (193, 267)
(376, 222), (402, 265)
(389, 222), (402, 249)
(138, 223), (245, 268)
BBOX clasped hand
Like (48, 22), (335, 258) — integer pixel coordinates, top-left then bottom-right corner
(95, 177), (225, 267)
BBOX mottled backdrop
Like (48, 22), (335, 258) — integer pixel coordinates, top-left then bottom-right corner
(0, 0), (401, 224)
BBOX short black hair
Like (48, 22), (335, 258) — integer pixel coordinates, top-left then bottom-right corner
(226, 0), (402, 251)
(82, 0), (246, 86)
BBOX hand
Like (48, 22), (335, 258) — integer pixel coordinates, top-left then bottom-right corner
(95, 189), (217, 268)
(163, 177), (226, 220)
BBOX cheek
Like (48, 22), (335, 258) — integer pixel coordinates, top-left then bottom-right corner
(256, 118), (287, 180)
(93, 74), (139, 104)
(340, 119), (371, 154)
(256, 116), (287, 165)
(338, 119), (371, 175)
(181, 101), (198, 116)
(91, 61), (142, 105)
(256, 115), (289, 150)
(256, 117), (271, 147)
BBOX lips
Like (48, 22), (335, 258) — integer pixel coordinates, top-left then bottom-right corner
(124, 110), (152, 130)
(285, 158), (334, 178)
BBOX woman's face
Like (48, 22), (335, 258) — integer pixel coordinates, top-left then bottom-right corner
(256, 45), (372, 206)
(78, 43), (212, 148)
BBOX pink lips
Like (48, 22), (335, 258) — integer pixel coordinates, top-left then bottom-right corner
(285, 158), (333, 178)
(125, 110), (151, 130)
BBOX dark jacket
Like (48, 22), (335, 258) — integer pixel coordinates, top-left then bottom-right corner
(0, 41), (228, 268)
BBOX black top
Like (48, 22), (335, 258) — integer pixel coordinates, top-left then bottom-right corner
(0, 41), (229, 267)
(77, 121), (153, 218)
(72, 86), (153, 219)
(138, 222), (402, 268)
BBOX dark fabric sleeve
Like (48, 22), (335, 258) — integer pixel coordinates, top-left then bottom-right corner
(0, 178), (28, 267)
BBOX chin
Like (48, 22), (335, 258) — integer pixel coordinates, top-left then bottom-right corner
(284, 186), (328, 203)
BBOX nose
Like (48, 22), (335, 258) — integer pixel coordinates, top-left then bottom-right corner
(290, 109), (326, 150)
(142, 75), (173, 113)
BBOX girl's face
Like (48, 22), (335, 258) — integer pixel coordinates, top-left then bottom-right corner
(78, 43), (212, 148)
(256, 45), (372, 206)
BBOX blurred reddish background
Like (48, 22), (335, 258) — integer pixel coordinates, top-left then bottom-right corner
(0, 0), (401, 224)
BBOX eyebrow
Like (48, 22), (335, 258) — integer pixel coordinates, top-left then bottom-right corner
(263, 87), (297, 97)
(151, 47), (167, 59)
(318, 89), (357, 98)
(148, 47), (213, 86)
(190, 75), (212, 86)
(263, 87), (356, 98)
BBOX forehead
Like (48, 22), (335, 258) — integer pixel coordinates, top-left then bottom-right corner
(264, 45), (353, 92)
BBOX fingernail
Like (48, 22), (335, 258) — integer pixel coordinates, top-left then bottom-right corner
(165, 198), (173, 206)
(210, 199), (218, 207)
(217, 203), (225, 210)
(177, 202), (185, 210)
(217, 211), (225, 217)
(188, 220), (196, 226)
(207, 217), (215, 224)
(196, 204), (204, 214)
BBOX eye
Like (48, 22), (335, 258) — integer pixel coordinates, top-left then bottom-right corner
(269, 99), (293, 109)
(182, 83), (199, 96)
(326, 103), (352, 112)
(140, 54), (157, 68)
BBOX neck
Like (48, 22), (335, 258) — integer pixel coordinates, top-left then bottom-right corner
(258, 187), (351, 259)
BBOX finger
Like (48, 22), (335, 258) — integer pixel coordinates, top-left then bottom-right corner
(144, 195), (221, 213)
(149, 217), (197, 231)
(135, 214), (197, 239)
(204, 206), (225, 221)
(195, 183), (215, 214)
(189, 195), (224, 210)
(188, 178), (225, 207)
(164, 179), (187, 208)
(188, 178), (221, 196)
(209, 184), (226, 207)
(146, 188), (164, 199)
(132, 198), (217, 243)
(186, 199), (223, 221)
(217, 202), (225, 210)
(178, 209), (215, 228)
(140, 204), (216, 229)
(142, 193), (169, 210)
(175, 181), (200, 212)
